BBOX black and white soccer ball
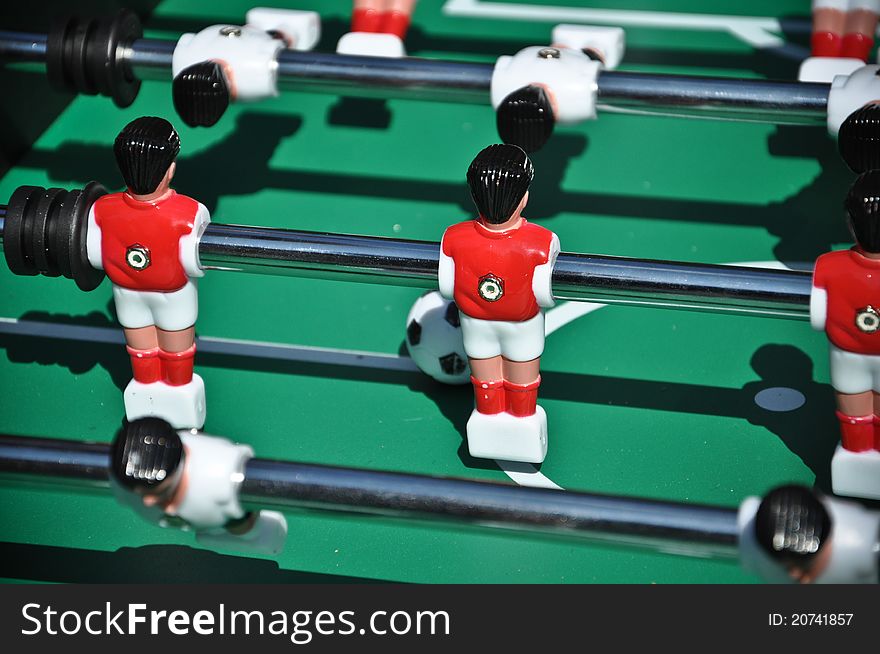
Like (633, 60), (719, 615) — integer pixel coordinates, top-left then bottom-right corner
(405, 291), (470, 385)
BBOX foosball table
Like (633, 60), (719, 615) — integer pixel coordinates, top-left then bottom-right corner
(1, 0), (877, 584)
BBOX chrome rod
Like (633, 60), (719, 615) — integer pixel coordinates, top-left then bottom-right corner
(243, 458), (739, 558)
(0, 205), (812, 319)
(198, 222), (813, 320)
(0, 29), (830, 123)
(0, 31), (47, 62)
(0, 434), (109, 487)
(273, 49), (492, 103)
(596, 71), (829, 125)
(0, 433), (740, 559)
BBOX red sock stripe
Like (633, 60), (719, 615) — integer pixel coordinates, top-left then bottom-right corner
(381, 10), (411, 39)
(836, 410), (874, 452)
(874, 415), (880, 451)
(811, 31), (842, 57)
(352, 7), (382, 32)
(159, 345), (196, 386)
(504, 376), (540, 417)
(126, 346), (161, 384)
(841, 32), (874, 61)
(471, 376), (505, 415)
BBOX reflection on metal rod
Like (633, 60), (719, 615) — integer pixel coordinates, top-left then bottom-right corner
(0, 207), (812, 319)
(126, 37), (835, 123)
(273, 49), (493, 104)
(0, 433), (740, 559)
(595, 71), (828, 125)
(0, 31), (47, 61)
(198, 223), (813, 320)
(0, 208), (812, 320)
(0, 434), (109, 487)
(0, 30), (830, 123)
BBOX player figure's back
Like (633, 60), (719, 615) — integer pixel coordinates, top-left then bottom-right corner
(442, 218), (554, 322)
(93, 190), (200, 292)
(814, 247), (880, 354)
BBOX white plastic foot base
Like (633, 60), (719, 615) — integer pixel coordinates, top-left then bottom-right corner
(551, 23), (625, 69)
(831, 444), (880, 500)
(124, 375), (207, 430)
(798, 56), (863, 83)
(336, 32), (406, 57)
(466, 406), (548, 464)
(196, 510), (288, 556)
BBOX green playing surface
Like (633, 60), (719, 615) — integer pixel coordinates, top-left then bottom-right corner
(0, 0), (856, 583)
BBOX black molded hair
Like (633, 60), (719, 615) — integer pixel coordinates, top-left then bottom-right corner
(111, 417), (184, 493)
(467, 144), (534, 224)
(846, 170), (880, 252)
(754, 485), (831, 569)
(838, 104), (880, 174)
(114, 116), (180, 195)
(495, 85), (555, 154)
(582, 48), (604, 63)
(172, 61), (231, 128)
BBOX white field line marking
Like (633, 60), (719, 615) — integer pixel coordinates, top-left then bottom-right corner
(496, 460), (563, 489)
(497, 259), (799, 488)
(545, 299), (606, 336)
(443, 0), (787, 48)
(499, 300), (606, 487)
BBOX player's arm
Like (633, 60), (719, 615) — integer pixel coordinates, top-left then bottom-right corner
(532, 232), (560, 308)
(85, 205), (103, 270)
(179, 202), (211, 278)
(810, 286), (828, 331)
(438, 231), (455, 300)
(810, 259), (827, 332)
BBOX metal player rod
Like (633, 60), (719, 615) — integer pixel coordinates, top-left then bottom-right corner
(0, 209), (812, 319)
(0, 433), (740, 559)
(0, 30), (829, 125)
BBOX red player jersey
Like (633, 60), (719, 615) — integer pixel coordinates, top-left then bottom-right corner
(442, 219), (554, 321)
(93, 191), (199, 292)
(813, 248), (880, 354)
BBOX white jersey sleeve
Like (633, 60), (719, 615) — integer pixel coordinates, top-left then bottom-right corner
(179, 202), (211, 278)
(810, 285), (828, 332)
(438, 232), (455, 300)
(86, 205), (104, 270)
(532, 232), (560, 309)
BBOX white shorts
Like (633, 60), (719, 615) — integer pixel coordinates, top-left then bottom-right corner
(829, 344), (880, 394)
(460, 312), (545, 362)
(814, 0), (880, 12)
(112, 280), (199, 331)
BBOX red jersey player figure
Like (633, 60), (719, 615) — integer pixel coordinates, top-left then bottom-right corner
(439, 144), (560, 464)
(86, 117), (210, 429)
(811, 0), (879, 61)
(337, 0), (418, 57)
(811, 170), (880, 500)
